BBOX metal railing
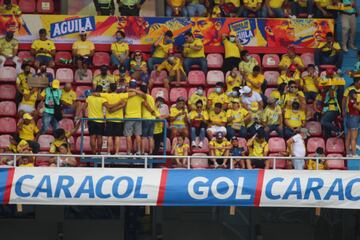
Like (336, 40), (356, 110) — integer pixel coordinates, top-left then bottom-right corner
(0, 153), (356, 170)
(79, 118), (168, 156)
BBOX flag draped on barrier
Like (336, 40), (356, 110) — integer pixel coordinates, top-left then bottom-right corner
(0, 168), (359, 209)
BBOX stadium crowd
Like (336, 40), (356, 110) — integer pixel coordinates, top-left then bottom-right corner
(0, 0), (359, 170)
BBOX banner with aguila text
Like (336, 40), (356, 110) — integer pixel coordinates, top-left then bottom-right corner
(1, 168), (360, 208)
(0, 14), (334, 47)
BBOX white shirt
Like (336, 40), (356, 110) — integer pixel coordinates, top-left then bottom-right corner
(291, 134), (306, 157)
(241, 92), (262, 109)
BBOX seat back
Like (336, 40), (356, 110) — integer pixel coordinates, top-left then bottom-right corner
(38, 134), (55, 151)
(0, 101), (16, 117)
(188, 70), (206, 85)
(0, 117), (16, 133)
(262, 54), (280, 68)
(18, 0), (36, 13)
(0, 66), (16, 82)
(0, 135), (10, 149)
(301, 52), (315, 67)
(37, 0), (55, 13)
(169, 88), (187, 103)
(326, 153), (346, 170)
(249, 54), (261, 65)
(150, 70), (168, 85)
(74, 69), (93, 83)
(268, 137), (286, 153)
(151, 88), (169, 103)
(326, 137), (345, 154)
(0, 84), (16, 100)
(306, 121), (322, 137)
(207, 70), (224, 85)
(56, 68), (74, 83)
(93, 52), (110, 67)
(264, 71), (279, 87)
(206, 53), (223, 68)
(191, 153), (209, 169)
(307, 137), (325, 153)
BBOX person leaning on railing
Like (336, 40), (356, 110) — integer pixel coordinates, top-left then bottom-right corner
(49, 143), (77, 167)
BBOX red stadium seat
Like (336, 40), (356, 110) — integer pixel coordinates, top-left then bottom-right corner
(268, 153), (286, 169)
(37, 0), (54, 13)
(18, 0), (36, 13)
(0, 134), (10, 149)
(158, 138), (171, 154)
(301, 52), (314, 67)
(0, 0), (17, 4)
(36, 152), (51, 167)
(0, 118), (16, 134)
(326, 153), (346, 170)
(191, 153), (209, 169)
(150, 70), (168, 86)
(188, 70), (206, 85)
(17, 51), (34, 63)
(75, 86), (92, 100)
(206, 88), (215, 96)
(59, 118), (75, 133)
(192, 138), (209, 154)
(0, 101), (16, 117)
(151, 88), (169, 103)
(56, 68), (74, 83)
(264, 88), (276, 98)
(262, 54), (280, 68)
(46, 68), (55, 77)
(326, 137), (345, 154)
(93, 52), (110, 67)
(75, 136), (92, 153)
(306, 103), (316, 121)
(74, 69), (93, 84)
(207, 70), (224, 85)
(307, 137), (325, 153)
(207, 53), (223, 68)
(306, 121), (322, 137)
(0, 67), (16, 82)
(319, 65), (336, 71)
(169, 88), (187, 103)
(268, 137), (286, 153)
(0, 84), (16, 100)
(264, 71), (279, 87)
(55, 51), (72, 66)
(188, 88), (198, 99)
(250, 54), (261, 66)
(38, 135), (54, 151)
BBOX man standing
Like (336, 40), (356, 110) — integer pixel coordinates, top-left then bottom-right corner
(0, 31), (21, 73)
(93, 0), (115, 15)
(38, 80), (62, 136)
(124, 80), (146, 155)
(148, 31), (173, 71)
(286, 128), (310, 170)
(141, 84), (157, 155)
(117, 0), (144, 16)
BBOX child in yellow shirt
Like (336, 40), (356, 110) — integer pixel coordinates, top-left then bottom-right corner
(172, 136), (190, 167)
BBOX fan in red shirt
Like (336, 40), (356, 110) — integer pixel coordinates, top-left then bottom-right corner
(346, 89), (360, 157)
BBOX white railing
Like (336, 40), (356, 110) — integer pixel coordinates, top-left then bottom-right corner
(0, 153), (356, 170)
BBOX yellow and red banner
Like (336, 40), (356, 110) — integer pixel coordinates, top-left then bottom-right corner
(0, 14), (334, 48)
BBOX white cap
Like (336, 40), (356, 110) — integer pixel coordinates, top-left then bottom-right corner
(239, 86), (251, 95)
(79, 28), (87, 35)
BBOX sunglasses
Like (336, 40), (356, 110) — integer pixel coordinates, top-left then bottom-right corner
(290, 86), (297, 89)
(135, 54), (141, 56)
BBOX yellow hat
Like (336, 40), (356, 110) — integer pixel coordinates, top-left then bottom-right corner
(231, 98), (240, 103)
(250, 102), (259, 112)
(23, 113), (33, 120)
(229, 31), (237, 36)
(52, 79), (60, 89)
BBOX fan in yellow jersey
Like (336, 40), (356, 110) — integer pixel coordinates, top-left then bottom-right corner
(246, 129), (269, 169)
(302, 64), (319, 102)
(72, 30), (95, 80)
(222, 31), (243, 73)
(188, 100), (209, 148)
(148, 31), (174, 71)
(151, 49), (186, 89)
(284, 101), (306, 139)
(111, 31), (130, 68)
(242, 0), (264, 17)
(93, 65), (115, 92)
(49, 124), (81, 154)
(84, 85), (126, 154)
(0, 32), (21, 73)
(209, 132), (231, 168)
(169, 96), (189, 138)
(283, 80), (306, 112)
(239, 50), (258, 77)
(153, 96), (169, 155)
(130, 50), (148, 81)
(245, 65), (265, 94)
(279, 46), (305, 72)
(207, 102), (227, 138)
(263, 0), (286, 17)
(18, 87), (40, 116)
(61, 83), (84, 120)
(208, 82), (229, 110)
(262, 97), (284, 139)
(226, 99), (250, 139)
(226, 67), (243, 93)
(182, 31), (207, 74)
(94, 83), (129, 154)
(124, 81), (147, 155)
(31, 28), (55, 68)
(17, 113), (39, 142)
(277, 64), (302, 87)
(172, 136), (190, 167)
(16, 63), (32, 100)
(315, 32), (343, 69)
(141, 87), (158, 155)
(188, 85), (207, 111)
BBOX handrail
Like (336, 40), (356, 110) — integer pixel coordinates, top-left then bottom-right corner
(1, 153), (354, 170)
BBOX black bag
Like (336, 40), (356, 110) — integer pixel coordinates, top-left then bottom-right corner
(50, 89), (62, 121)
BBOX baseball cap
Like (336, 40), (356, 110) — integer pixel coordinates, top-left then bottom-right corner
(52, 79), (60, 89)
(216, 132), (224, 139)
(229, 31), (236, 36)
(168, 49), (174, 55)
(231, 98), (240, 103)
(300, 128), (310, 137)
(79, 28), (87, 35)
(23, 113), (33, 120)
(267, 97), (277, 104)
(231, 136), (238, 141)
(129, 79), (137, 89)
(240, 86), (251, 95)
